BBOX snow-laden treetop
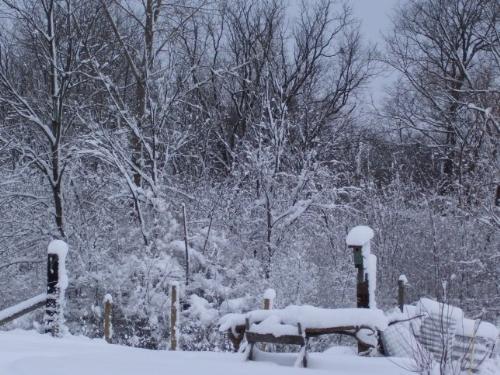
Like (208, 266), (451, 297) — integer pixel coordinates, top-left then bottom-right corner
(47, 239), (69, 258)
(346, 225), (374, 246)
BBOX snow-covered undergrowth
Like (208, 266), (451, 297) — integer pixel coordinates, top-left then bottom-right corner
(0, 330), (418, 375)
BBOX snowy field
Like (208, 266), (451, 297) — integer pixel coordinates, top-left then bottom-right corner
(0, 330), (416, 375)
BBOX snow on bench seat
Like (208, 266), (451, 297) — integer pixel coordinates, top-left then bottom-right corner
(249, 316), (299, 337)
(219, 305), (389, 335)
(244, 314), (309, 367)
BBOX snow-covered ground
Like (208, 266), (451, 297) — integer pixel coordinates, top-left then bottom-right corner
(0, 330), (416, 375)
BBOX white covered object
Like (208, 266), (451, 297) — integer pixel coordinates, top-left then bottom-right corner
(249, 316), (299, 337)
(0, 329), (422, 375)
(47, 240), (69, 257)
(0, 294), (46, 322)
(398, 275), (408, 285)
(367, 254), (377, 309)
(455, 318), (498, 341)
(219, 305), (388, 333)
(187, 294), (218, 326)
(346, 226), (374, 246)
(263, 289), (276, 302)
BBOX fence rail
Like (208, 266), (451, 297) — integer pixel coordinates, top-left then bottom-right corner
(0, 293), (47, 326)
(0, 239), (68, 336)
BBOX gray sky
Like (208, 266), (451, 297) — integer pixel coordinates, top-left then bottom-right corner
(286, 0), (400, 103)
(351, 0), (401, 103)
(351, 0), (400, 43)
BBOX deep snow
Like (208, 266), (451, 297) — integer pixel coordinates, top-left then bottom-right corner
(0, 330), (416, 375)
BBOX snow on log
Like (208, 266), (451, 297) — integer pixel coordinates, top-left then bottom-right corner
(249, 315), (298, 337)
(219, 305), (388, 333)
(0, 294), (46, 326)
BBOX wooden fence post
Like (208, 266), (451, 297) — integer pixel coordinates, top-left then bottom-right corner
(263, 288), (275, 310)
(398, 275), (407, 313)
(346, 226), (375, 354)
(44, 240), (68, 337)
(261, 289), (275, 352)
(263, 298), (271, 310)
(103, 294), (113, 343)
(245, 317), (254, 361)
(170, 283), (178, 350)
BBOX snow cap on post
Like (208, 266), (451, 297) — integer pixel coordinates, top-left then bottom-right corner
(170, 280), (179, 288)
(47, 239), (69, 290)
(48, 239), (69, 257)
(263, 288), (276, 301)
(45, 239), (69, 337)
(346, 225), (374, 247)
(398, 274), (408, 285)
(103, 294), (113, 304)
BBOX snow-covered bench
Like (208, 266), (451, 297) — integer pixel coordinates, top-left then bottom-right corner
(219, 305), (389, 365)
(244, 316), (308, 367)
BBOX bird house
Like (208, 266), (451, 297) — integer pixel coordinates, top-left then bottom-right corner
(346, 225), (373, 269)
(350, 246), (363, 268)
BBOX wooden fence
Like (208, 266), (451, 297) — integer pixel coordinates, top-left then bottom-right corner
(0, 240), (68, 337)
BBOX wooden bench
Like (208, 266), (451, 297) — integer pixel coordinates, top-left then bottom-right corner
(244, 318), (308, 367)
(228, 322), (379, 358)
(220, 306), (388, 361)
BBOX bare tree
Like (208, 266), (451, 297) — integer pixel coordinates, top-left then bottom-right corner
(0, 0), (92, 238)
(383, 0), (499, 201)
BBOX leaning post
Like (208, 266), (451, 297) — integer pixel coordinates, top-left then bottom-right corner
(182, 204), (190, 286)
(44, 239), (69, 337)
(346, 226), (375, 354)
